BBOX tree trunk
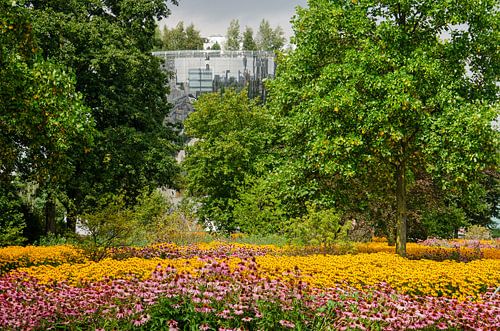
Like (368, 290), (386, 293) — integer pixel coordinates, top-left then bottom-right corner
(395, 162), (407, 257)
(45, 194), (57, 235)
(66, 215), (77, 233)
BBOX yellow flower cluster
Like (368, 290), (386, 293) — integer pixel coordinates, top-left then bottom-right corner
(197, 241), (284, 253)
(355, 242), (500, 260)
(0, 245), (86, 273)
(16, 251), (499, 300)
(17, 257), (205, 286)
(254, 253), (500, 300)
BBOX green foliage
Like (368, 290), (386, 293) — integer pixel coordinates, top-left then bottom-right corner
(149, 211), (209, 245)
(286, 203), (351, 246)
(1, 1), (97, 238)
(227, 233), (290, 247)
(160, 21), (204, 50)
(131, 189), (207, 245)
(210, 41), (221, 50)
(464, 225), (492, 240)
(233, 176), (288, 235)
(36, 233), (78, 246)
(256, 19), (286, 51)
(183, 89), (275, 232)
(0, 196), (26, 247)
(0, 183), (25, 246)
(0, 2), (95, 184)
(267, 0), (499, 255)
(225, 19), (241, 50)
(77, 193), (137, 261)
(22, 0), (181, 226)
(242, 26), (257, 51)
(492, 227), (500, 238)
(420, 206), (468, 239)
(133, 189), (171, 227)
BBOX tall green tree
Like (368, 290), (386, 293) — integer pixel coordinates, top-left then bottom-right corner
(161, 22), (204, 50)
(242, 26), (257, 51)
(152, 26), (163, 51)
(185, 23), (204, 50)
(163, 22), (186, 50)
(256, 19), (285, 51)
(183, 90), (275, 232)
(24, 0), (180, 230)
(1, 0), (96, 236)
(268, 0), (499, 256)
(225, 19), (241, 51)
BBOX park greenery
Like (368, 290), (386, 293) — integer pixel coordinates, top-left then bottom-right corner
(1, 0), (180, 245)
(225, 18), (287, 51)
(1, 1), (500, 330)
(183, 0), (499, 256)
(0, 0), (499, 259)
(155, 21), (205, 50)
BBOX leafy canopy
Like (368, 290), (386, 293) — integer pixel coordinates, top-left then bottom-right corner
(160, 21), (205, 50)
(225, 19), (241, 51)
(26, 0), (180, 212)
(267, 0), (499, 255)
(183, 90), (275, 232)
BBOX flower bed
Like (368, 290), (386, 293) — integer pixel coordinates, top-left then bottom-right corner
(1, 258), (499, 330)
(17, 252), (499, 300)
(0, 245), (86, 274)
(1, 242), (499, 330)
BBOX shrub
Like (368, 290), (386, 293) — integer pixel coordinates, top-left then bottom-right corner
(77, 193), (136, 261)
(286, 203), (351, 246)
(36, 233), (78, 246)
(420, 206), (468, 239)
(147, 198), (209, 245)
(465, 225), (492, 240)
(0, 183), (26, 246)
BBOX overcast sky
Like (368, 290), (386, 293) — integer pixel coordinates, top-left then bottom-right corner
(160, 0), (309, 40)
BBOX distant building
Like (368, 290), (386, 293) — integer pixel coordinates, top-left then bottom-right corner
(153, 50), (276, 100)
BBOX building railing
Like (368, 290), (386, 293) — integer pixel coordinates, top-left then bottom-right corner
(152, 50), (276, 59)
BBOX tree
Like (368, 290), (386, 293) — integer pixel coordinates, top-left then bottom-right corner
(256, 19), (285, 51)
(24, 0), (180, 232)
(242, 26), (257, 51)
(161, 22), (204, 50)
(210, 41), (221, 50)
(185, 23), (204, 50)
(183, 90), (274, 232)
(225, 19), (241, 51)
(1, 0), (95, 236)
(152, 26), (163, 51)
(267, 0), (499, 256)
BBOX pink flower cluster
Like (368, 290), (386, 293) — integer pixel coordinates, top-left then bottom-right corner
(0, 259), (499, 330)
(108, 243), (275, 260)
(419, 238), (499, 249)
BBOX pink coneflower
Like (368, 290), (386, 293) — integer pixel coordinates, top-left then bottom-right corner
(199, 323), (210, 330)
(279, 320), (296, 328)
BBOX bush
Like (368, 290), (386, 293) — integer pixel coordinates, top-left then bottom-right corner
(145, 198), (209, 244)
(0, 183), (26, 246)
(286, 203), (351, 246)
(77, 193), (136, 261)
(227, 233), (290, 246)
(420, 206), (468, 239)
(233, 176), (288, 235)
(492, 227), (500, 238)
(464, 225), (492, 240)
(130, 189), (173, 246)
(36, 233), (78, 246)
